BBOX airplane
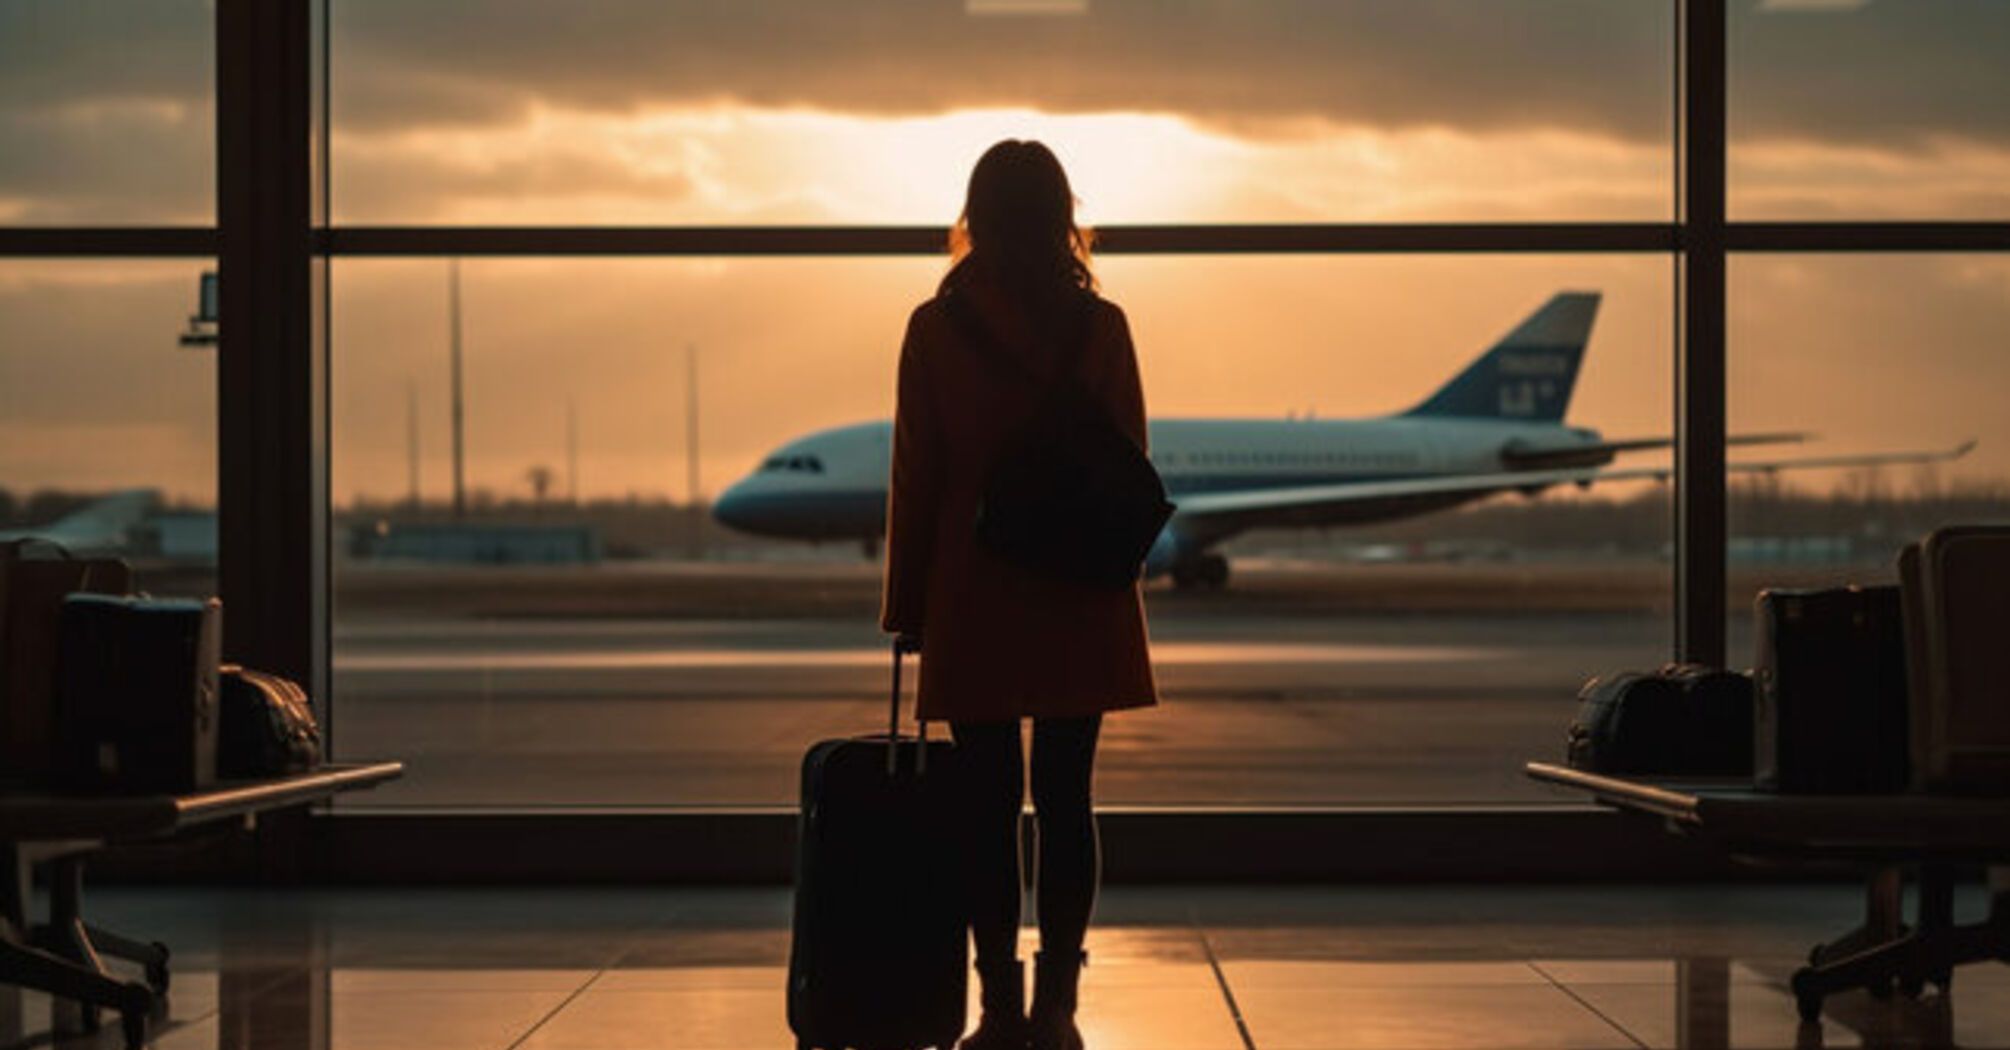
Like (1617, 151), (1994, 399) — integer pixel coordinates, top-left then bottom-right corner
(0, 489), (162, 558)
(712, 292), (1975, 589)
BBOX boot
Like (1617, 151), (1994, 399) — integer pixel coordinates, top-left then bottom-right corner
(958, 957), (1027, 1050)
(1028, 950), (1086, 1050)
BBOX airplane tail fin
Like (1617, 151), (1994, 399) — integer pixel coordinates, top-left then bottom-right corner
(1402, 292), (1600, 423)
(49, 489), (159, 539)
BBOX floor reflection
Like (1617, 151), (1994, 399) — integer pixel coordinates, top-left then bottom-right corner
(0, 887), (2005, 1049)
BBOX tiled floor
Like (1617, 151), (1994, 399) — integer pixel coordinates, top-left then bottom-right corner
(3, 884), (2007, 1049)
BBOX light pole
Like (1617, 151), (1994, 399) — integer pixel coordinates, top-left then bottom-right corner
(687, 343), (703, 559)
(449, 258), (467, 520)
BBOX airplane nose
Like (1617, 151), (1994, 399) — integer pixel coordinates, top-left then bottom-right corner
(712, 481), (759, 533)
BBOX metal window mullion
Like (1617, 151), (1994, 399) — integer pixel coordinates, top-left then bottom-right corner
(314, 223), (1681, 257)
(1677, 0), (1728, 666)
(0, 228), (218, 256)
(217, 0), (322, 693)
(7, 223), (2007, 260)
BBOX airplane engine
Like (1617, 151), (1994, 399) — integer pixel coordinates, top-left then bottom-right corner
(1145, 525), (1232, 589)
(1142, 525), (1185, 579)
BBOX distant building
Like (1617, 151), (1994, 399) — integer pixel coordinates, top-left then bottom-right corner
(1727, 535), (1858, 566)
(348, 521), (603, 565)
(129, 512), (219, 564)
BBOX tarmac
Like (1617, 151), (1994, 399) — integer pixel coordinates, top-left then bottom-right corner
(325, 558), (1803, 808)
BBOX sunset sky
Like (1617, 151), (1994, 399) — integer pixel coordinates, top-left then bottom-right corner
(1, 0), (2006, 507)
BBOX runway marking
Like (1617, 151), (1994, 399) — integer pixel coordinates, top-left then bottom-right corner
(335, 641), (1503, 673)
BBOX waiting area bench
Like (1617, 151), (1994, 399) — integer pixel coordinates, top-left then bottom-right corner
(1527, 761), (2010, 1022)
(1, 761), (402, 1047)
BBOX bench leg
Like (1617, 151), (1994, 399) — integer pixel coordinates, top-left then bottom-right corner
(1809, 865), (1906, 969)
(8, 851), (159, 1048)
(85, 924), (170, 993)
(1, 844), (29, 1044)
(1792, 865), (2010, 1022)
(39, 853), (108, 1034)
(0, 938), (153, 1046)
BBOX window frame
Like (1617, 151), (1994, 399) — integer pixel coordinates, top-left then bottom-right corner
(6, 0), (2010, 878)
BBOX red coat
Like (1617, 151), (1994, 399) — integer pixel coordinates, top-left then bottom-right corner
(879, 278), (1159, 723)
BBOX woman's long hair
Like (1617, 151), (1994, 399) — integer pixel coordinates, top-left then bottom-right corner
(940, 140), (1097, 315)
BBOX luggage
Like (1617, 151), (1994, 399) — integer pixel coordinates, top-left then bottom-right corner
(945, 290), (1174, 590)
(218, 665), (322, 778)
(1753, 586), (1910, 794)
(55, 593), (222, 793)
(1566, 664), (1753, 776)
(1660, 662), (1755, 776)
(1902, 526), (2010, 794)
(788, 639), (966, 1050)
(0, 541), (131, 787)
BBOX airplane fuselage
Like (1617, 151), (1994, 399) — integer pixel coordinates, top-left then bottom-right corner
(713, 415), (1607, 554)
(713, 291), (1615, 584)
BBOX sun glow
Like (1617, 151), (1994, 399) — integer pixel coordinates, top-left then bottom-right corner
(334, 104), (1248, 225)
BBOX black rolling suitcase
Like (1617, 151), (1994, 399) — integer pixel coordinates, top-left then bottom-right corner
(1753, 586), (1910, 793)
(788, 639), (966, 1050)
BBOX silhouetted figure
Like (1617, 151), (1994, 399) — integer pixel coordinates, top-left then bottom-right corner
(882, 140), (1158, 1050)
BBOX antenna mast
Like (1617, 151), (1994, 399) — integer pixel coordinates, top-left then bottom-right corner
(449, 258), (467, 520)
(687, 343), (702, 557)
(567, 396), (580, 506)
(406, 381), (421, 511)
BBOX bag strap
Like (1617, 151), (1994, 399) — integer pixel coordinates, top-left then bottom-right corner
(944, 289), (1095, 396)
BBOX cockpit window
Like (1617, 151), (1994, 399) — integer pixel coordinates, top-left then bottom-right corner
(761, 455), (825, 474)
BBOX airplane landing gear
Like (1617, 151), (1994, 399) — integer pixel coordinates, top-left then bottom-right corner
(1171, 554), (1230, 590)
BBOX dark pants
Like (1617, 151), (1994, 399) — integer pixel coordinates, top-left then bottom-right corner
(950, 716), (1103, 967)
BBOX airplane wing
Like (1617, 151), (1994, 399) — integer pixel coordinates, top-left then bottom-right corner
(1171, 440), (1977, 530)
(1501, 431), (1809, 469)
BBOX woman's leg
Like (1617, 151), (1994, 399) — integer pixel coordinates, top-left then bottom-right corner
(1028, 715), (1101, 1049)
(1029, 715), (1102, 956)
(949, 720), (1026, 968)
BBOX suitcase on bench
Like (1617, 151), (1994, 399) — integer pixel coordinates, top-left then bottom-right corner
(787, 639), (966, 1050)
(1902, 527), (2010, 794)
(1753, 586), (1910, 793)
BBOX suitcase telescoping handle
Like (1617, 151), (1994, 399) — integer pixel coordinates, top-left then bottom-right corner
(888, 635), (928, 777)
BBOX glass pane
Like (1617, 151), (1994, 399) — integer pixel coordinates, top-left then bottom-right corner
(1730, 1), (2010, 220)
(0, 1), (214, 224)
(0, 260), (218, 584)
(1728, 254), (2010, 660)
(330, 0), (1673, 225)
(331, 254), (1672, 807)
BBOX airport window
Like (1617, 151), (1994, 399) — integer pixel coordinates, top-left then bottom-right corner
(1728, 1), (2010, 221)
(326, 0), (1674, 227)
(9, 1), (2010, 827)
(1725, 254), (2010, 653)
(331, 254), (1674, 806)
(0, 2), (215, 225)
(0, 261), (218, 579)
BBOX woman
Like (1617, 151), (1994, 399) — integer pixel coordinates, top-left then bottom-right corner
(881, 140), (1158, 1050)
